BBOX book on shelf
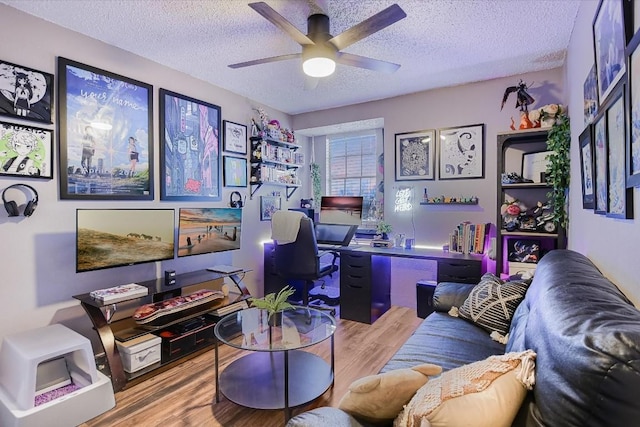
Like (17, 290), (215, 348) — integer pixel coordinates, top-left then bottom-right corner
(449, 222), (490, 254)
(90, 283), (148, 303)
(209, 300), (250, 317)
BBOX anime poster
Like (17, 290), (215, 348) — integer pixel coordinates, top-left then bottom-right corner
(0, 60), (53, 124)
(57, 58), (153, 199)
(0, 121), (53, 179)
(159, 88), (221, 201)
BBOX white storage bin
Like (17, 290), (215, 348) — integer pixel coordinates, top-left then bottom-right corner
(116, 334), (161, 373)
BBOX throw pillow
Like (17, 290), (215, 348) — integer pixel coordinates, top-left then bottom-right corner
(338, 363), (442, 425)
(457, 273), (529, 335)
(395, 350), (536, 427)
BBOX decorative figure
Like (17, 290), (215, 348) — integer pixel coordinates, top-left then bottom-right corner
(501, 80), (535, 113)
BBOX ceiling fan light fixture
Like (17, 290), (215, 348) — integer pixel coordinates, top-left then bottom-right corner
(302, 44), (336, 78)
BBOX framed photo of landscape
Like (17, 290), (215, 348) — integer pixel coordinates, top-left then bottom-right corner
(0, 121), (53, 179)
(579, 125), (595, 209)
(438, 123), (485, 180)
(394, 129), (436, 180)
(159, 88), (222, 201)
(57, 57), (153, 200)
(0, 59), (53, 124)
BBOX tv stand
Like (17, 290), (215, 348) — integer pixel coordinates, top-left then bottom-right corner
(74, 268), (252, 392)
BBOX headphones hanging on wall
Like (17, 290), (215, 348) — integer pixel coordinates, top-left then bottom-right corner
(2, 183), (39, 217)
(230, 191), (244, 208)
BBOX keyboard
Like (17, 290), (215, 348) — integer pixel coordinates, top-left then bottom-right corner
(206, 265), (242, 274)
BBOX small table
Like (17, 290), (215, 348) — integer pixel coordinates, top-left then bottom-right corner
(214, 307), (336, 423)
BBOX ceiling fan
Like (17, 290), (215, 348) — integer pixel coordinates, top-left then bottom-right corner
(228, 2), (407, 79)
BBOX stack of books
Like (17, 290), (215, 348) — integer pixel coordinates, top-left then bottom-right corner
(449, 222), (490, 254)
(90, 283), (148, 304)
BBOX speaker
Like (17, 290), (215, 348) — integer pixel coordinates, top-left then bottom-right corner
(230, 191), (243, 208)
(2, 183), (38, 217)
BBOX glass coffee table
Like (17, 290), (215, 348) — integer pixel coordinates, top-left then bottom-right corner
(214, 306), (336, 423)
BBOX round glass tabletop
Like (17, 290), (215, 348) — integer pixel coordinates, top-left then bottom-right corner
(214, 306), (337, 352)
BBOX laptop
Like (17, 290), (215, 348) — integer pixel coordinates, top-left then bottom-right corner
(315, 223), (359, 247)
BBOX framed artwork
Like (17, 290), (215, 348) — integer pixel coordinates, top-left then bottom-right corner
(0, 121), (53, 179)
(438, 123), (485, 180)
(0, 59), (53, 124)
(626, 27), (640, 187)
(579, 125), (595, 209)
(584, 64), (598, 126)
(223, 120), (247, 155)
(223, 155), (247, 187)
(159, 88), (221, 201)
(522, 151), (552, 183)
(394, 129), (436, 180)
(593, 111), (608, 214)
(592, 0), (630, 105)
(260, 195), (280, 221)
(507, 239), (541, 264)
(58, 58), (153, 199)
(605, 87), (633, 218)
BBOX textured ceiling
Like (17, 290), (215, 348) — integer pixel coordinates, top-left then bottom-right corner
(1, 0), (581, 115)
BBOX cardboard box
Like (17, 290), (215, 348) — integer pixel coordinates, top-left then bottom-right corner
(116, 334), (161, 373)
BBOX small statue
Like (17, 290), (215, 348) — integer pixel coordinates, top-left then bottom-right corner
(501, 80), (535, 113)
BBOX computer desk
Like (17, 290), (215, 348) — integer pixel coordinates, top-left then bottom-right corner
(263, 243), (486, 324)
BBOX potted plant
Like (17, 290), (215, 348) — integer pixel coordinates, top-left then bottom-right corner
(545, 111), (570, 230)
(376, 221), (393, 240)
(248, 285), (296, 326)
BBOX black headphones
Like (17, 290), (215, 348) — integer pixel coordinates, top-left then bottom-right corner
(230, 191), (243, 208)
(2, 183), (39, 217)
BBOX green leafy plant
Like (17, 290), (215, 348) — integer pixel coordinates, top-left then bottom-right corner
(545, 112), (570, 229)
(376, 221), (393, 234)
(310, 162), (322, 205)
(249, 286), (296, 320)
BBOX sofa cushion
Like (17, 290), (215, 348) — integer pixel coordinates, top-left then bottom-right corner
(457, 273), (529, 335)
(395, 350), (536, 427)
(286, 407), (367, 427)
(432, 281), (475, 312)
(381, 312), (504, 373)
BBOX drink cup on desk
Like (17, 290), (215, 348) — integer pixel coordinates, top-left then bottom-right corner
(405, 238), (415, 249)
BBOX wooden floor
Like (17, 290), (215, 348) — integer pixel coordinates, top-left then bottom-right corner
(81, 306), (421, 427)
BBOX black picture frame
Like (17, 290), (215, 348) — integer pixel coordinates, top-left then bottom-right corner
(159, 88), (222, 201)
(521, 151), (552, 183)
(625, 26), (640, 187)
(507, 239), (541, 264)
(592, 0), (632, 106)
(438, 123), (485, 180)
(260, 195), (281, 221)
(223, 155), (247, 188)
(394, 129), (436, 180)
(0, 59), (53, 124)
(579, 125), (596, 209)
(604, 84), (633, 218)
(593, 109), (608, 215)
(0, 121), (53, 179)
(584, 64), (599, 126)
(57, 58), (153, 200)
(223, 120), (247, 155)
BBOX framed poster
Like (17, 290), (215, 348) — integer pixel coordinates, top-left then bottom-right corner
(605, 87), (633, 218)
(394, 129), (436, 180)
(0, 59), (53, 124)
(579, 125), (595, 209)
(593, 0), (629, 104)
(584, 64), (599, 126)
(593, 112), (608, 214)
(438, 123), (485, 180)
(260, 195), (280, 221)
(223, 120), (247, 155)
(223, 155), (247, 187)
(626, 27), (640, 187)
(57, 57), (153, 199)
(522, 151), (552, 183)
(0, 121), (53, 179)
(159, 88), (221, 201)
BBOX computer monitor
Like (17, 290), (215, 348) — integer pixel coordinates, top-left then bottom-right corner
(315, 223), (358, 246)
(319, 196), (363, 225)
(177, 208), (242, 257)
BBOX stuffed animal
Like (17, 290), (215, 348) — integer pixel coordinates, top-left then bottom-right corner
(338, 363), (442, 424)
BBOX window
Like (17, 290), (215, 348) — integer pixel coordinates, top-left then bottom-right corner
(326, 130), (380, 223)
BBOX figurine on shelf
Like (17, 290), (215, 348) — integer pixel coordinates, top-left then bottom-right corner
(250, 118), (260, 137)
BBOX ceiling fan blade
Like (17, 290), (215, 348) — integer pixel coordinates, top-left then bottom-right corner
(336, 52), (400, 73)
(328, 3), (407, 51)
(249, 2), (315, 46)
(229, 53), (301, 69)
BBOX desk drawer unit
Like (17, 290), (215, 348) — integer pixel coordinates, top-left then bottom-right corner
(340, 252), (390, 324)
(437, 260), (482, 284)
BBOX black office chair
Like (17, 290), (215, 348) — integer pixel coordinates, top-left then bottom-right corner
(270, 210), (339, 315)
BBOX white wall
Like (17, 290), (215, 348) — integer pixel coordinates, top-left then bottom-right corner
(564, 1), (640, 305)
(0, 5), (310, 345)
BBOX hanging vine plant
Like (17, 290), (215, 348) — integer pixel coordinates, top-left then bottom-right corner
(310, 162), (321, 206)
(545, 112), (570, 229)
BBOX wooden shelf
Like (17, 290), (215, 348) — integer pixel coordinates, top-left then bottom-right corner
(420, 201), (478, 205)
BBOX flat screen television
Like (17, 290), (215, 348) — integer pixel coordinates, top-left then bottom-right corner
(76, 209), (175, 273)
(319, 196), (363, 225)
(178, 208), (242, 257)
